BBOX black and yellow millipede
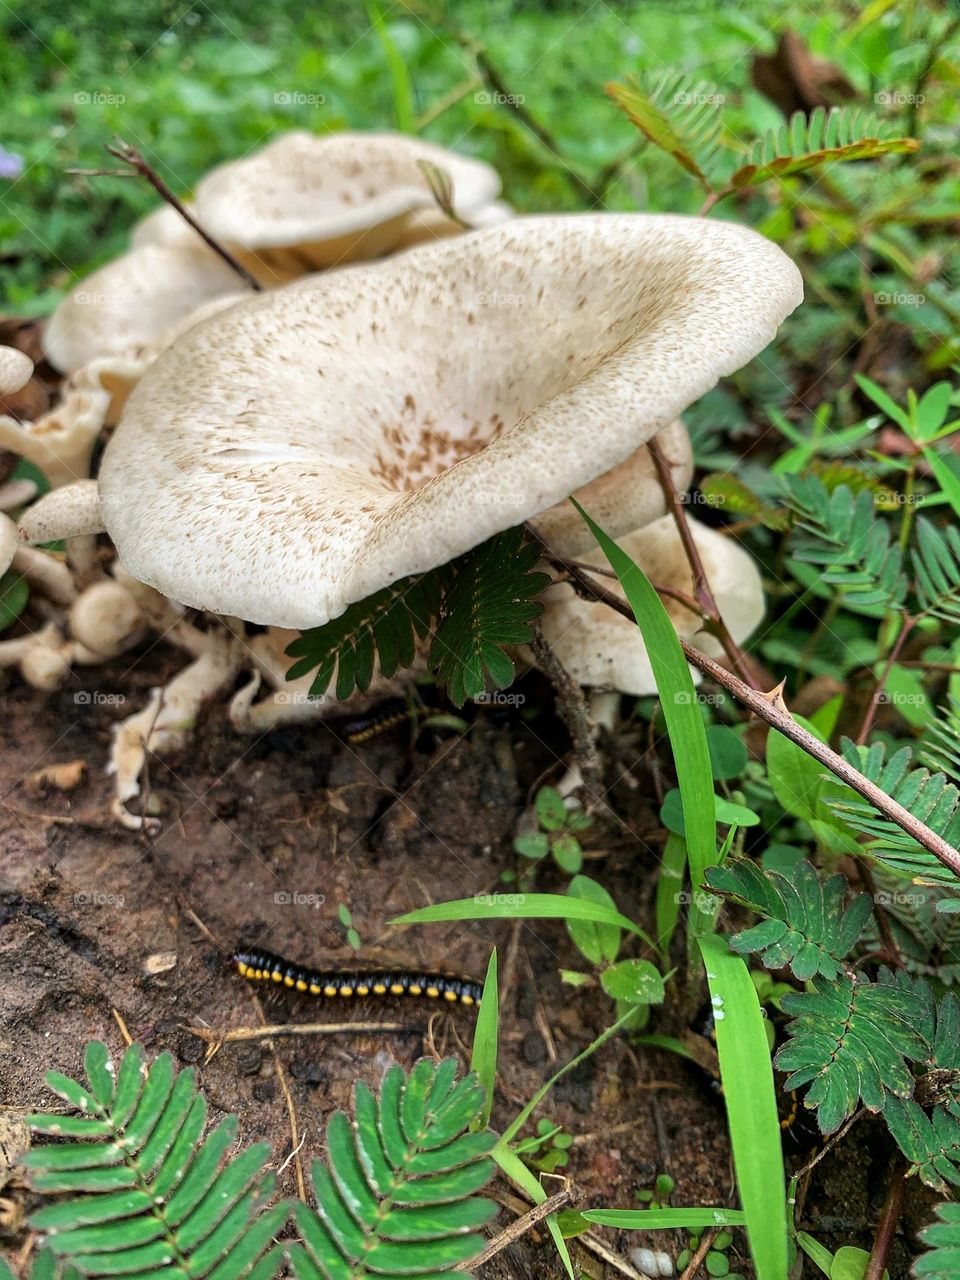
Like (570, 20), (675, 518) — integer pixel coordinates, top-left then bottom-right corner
(233, 947), (483, 1008)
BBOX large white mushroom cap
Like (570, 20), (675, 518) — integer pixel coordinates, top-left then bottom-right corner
(192, 130), (503, 274)
(536, 515), (766, 695)
(32, 213), (800, 628)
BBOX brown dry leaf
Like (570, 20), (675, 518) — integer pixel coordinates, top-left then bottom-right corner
(752, 29), (857, 117)
(143, 950), (178, 976)
(25, 759), (87, 796)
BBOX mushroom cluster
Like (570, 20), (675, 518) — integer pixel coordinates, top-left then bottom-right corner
(4, 129), (802, 828)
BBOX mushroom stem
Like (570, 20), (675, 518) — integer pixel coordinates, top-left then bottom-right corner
(528, 619), (604, 805)
(109, 631), (241, 831)
(1, 513), (76, 604)
(549, 545), (960, 879)
(105, 139), (263, 293)
(646, 436), (763, 690)
(11, 545), (77, 606)
(0, 478), (39, 512)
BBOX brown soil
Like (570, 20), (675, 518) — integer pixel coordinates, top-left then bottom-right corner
(0, 659), (932, 1277)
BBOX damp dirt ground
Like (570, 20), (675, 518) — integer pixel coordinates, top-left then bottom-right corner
(0, 656), (933, 1278)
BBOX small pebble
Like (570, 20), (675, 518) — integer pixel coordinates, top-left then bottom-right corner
(252, 1079), (276, 1103)
(522, 1031), (546, 1065)
(236, 1044), (263, 1076)
(289, 1055), (328, 1089)
(176, 1033), (204, 1065)
(630, 1247), (674, 1277)
(143, 950), (177, 977)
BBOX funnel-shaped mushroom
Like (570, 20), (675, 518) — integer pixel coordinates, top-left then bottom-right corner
(192, 130), (503, 278)
(536, 515), (765, 695)
(33, 214), (799, 629)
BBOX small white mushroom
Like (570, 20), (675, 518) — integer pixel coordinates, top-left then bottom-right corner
(0, 345), (34, 396)
(68, 578), (145, 657)
(90, 213), (800, 628)
(18, 479), (105, 542)
(0, 623), (74, 692)
(535, 515), (766, 695)
(42, 244), (245, 374)
(0, 478), (39, 512)
(193, 130), (503, 279)
(108, 630), (241, 830)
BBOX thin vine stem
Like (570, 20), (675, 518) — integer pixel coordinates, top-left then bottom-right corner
(105, 139), (262, 292)
(647, 436), (762, 690)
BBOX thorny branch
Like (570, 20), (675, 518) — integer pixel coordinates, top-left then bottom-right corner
(545, 545), (960, 880)
(455, 1184), (580, 1272)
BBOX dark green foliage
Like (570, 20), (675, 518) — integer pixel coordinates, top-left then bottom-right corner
(704, 858), (872, 980)
(288, 1058), (497, 1280)
(776, 969), (930, 1134)
(923, 697), (960, 784)
(22, 1042), (285, 1279)
(915, 1201), (960, 1277)
(0, 1251), (77, 1280)
(0, 570), (29, 634)
(429, 528), (550, 707)
(697, 474), (789, 532)
(730, 107), (917, 189)
(285, 528), (547, 707)
(913, 518), (960, 627)
(884, 1099), (960, 1194)
(828, 740), (960, 884)
(783, 477), (907, 616)
(285, 570), (446, 701)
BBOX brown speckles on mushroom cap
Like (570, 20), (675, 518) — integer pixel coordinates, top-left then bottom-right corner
(97, 213), (802, 629)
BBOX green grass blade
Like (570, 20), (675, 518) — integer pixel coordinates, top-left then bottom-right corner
(500, 1004), (639, 1146)
(393, 893), (655, 948)
(583, 1208), (746, 1229)
(367, 0), (416, 133)
(655, 831), (688, 957)
(697, 934), (787, 1280)
(493, 1145), (574, 1280)
(574, 503), (717, 933)
(470, 949), (499, 1129)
